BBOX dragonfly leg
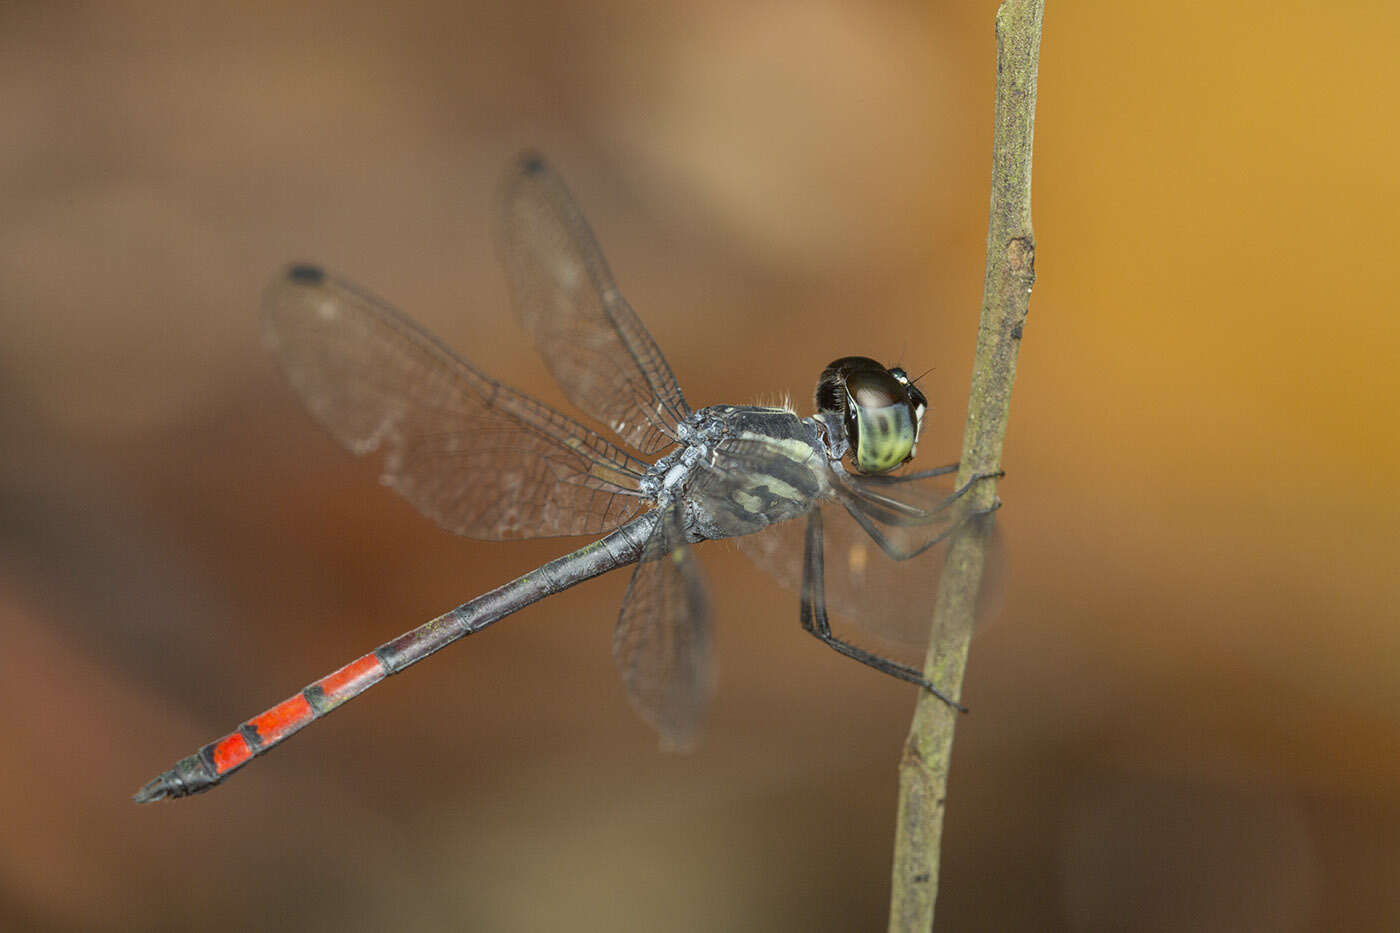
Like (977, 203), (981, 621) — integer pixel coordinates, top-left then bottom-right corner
(839, 468), (1003, 526)
(841, 494), (1001, 562)
(798, 510), (967, 712)
(857, 460), (961, 484)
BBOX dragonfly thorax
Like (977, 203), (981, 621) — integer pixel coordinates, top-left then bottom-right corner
(656, 405), (829, 543)
(640, 412), (726, 505)
(814, 357), (928, 475)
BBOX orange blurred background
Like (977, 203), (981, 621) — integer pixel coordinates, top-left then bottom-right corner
(2, 1), (1396, 930)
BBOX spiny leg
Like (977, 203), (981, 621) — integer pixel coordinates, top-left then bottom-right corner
(842, 495), (1001, 562)
(856, 461), (961, 484)
(841, 468), (1005, 524)
(798, 509), (967, 713)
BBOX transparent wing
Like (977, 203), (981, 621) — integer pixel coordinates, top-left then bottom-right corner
(262, 264), (651, 540)
(829, 466), (980, 559)
(499, 154), (691, 454)
(736, 467), (984, 650)
(613, 505), (712, 749)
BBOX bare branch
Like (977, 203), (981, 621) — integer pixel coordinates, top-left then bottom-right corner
(887, 1), (1044, 929)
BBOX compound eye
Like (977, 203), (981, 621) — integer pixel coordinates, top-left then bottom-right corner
(846, 370), (903, 412)
(851, 403), (917, 473)
(845, 370), (919, 474)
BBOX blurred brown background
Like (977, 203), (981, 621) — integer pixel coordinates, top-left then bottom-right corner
(2, 1), (1397, 930)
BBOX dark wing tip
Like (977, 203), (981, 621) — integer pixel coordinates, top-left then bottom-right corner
(516, 151), (548, 176)
(287, 263), (326, 285)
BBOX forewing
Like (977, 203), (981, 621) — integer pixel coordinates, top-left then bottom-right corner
(613, 506), (712, 749)
(499, 154), (691, 454)
(263, 264), (650, 540)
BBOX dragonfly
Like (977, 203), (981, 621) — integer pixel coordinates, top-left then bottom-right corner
(135, 154), (999, 802)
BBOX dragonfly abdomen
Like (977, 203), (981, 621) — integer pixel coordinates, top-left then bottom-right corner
(133, 651), (390, 801)
(135, 515), (655, 801)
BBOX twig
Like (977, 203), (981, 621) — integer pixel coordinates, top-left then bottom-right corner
(886, 1), (1043, 929)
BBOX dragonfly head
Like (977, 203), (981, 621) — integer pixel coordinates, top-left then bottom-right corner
(815, 356), (928, 474)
